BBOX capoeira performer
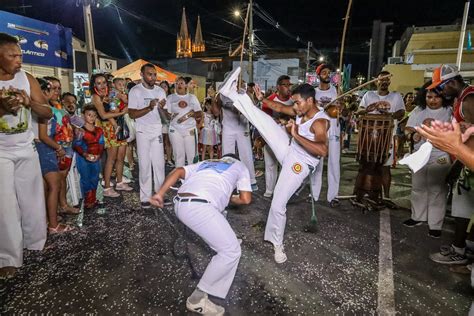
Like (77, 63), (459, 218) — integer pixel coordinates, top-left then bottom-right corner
(311, 64), (341, 207)
(213, 86), (258, 191)
(150, 154), (252, 315)
(166, 76), (202, 167)
(0, 33), (52, 278)
(220, 67), (329, 263)
(128, 63), (167, 209)
(261, 75), (294, 198)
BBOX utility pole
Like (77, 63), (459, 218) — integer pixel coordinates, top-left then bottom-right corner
(306, 41), (312, 82)
(248, 0), (254, 83)
(81, 0), (99, 75)
(456, 0), (471, 70)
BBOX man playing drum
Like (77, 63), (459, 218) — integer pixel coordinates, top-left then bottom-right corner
(355, 71), (405, 206)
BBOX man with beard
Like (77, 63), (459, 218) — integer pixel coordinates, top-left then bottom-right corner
(128, 63), (167, 209)
(260, 75), (294, 198)
(220, 67), (329, 263)
(355, 71), (404, 205)
(311, 64), (341, 207)
(0, 33), (52, 278)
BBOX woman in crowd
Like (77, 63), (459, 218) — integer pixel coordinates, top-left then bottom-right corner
(90, 73), (130, 198)
(403, 82), (453, 238)
(159, 80), (174, 167)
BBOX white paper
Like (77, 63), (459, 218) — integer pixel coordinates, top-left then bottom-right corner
(398, 142), (433, 173)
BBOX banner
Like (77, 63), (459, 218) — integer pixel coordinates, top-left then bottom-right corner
(0, 10), (73, 69)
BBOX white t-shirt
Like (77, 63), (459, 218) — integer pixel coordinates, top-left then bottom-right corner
(220, 94), (249, 133)
(128, 83), (167, 126)
(0, 70), (33, 150)
(180, 157), (252, 211)
(291, 110), (330, 167)
(359, 91), (405, 114)
(407, 106), (452, 163)
(315, 85), (339, 137)
(166, 93), (201, 131)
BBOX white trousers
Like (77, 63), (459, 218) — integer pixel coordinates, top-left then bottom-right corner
(175, 200), (241, 299)
(0, 143), (47, 268)
(311, 136), (340, 201)
(219, 75), (320, 246)
(264, 145), (278, 194)
(222, 129), (256, 185)
(169, 127), (197, 167)
(410, 157), (450, 229)
(136, 124), (165, 203)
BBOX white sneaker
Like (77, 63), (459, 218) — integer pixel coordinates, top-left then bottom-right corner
(116, 182), (133, 191)
(103, 187), (120, 198)
(120, 176), (132, 184)
(274, 244), (287, 263)
(263, 191), (273, 198)
(186, 295), (225, 316)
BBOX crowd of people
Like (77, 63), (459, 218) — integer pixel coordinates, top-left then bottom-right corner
(1, 31), (474, 314)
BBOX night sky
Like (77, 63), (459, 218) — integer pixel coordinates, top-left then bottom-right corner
(0, 0), (469, 74)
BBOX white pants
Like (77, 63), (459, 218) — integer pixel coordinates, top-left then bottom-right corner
(219, 77), (320, 246)
(410, 156), (450, 230)
(264, 145), (278, 194)
(311, 136), (340, 201)
(175, 200), (241, 299)
(0, 143), (47, 268)
(169, 127), (197, 167)
(452, 176), (474, 220)
(222, 129), (256, 185)
(136, 124), (165, 203)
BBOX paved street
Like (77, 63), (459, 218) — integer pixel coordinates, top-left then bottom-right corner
(1, 150), (472, 315)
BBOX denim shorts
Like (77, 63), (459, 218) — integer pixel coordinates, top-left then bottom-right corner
(35, 141), (59, 176)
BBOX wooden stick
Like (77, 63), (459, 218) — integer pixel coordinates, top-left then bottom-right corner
(324, 74), (392, 109)
(338, 0), (353, 77)
(238, 3), (251, 90)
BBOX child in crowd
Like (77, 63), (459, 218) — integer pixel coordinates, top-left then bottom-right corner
(73, 104), (105, 209)
(199, 98), (221, 161)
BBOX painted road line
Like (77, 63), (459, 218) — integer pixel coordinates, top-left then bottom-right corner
(377, 209), (396, 315)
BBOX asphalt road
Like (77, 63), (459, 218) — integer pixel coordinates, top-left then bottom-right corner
(1, 151), (472, 315)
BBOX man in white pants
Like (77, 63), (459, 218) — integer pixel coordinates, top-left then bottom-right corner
(0, 33), (53, 278)
(311, 64), (341, 207)
(261, 75), (294, 198)
(220, 67), (329, 263)
(150, 154), (252, 315)
(214, 91), (258, 191)
(166, 77), (202, 167)
(128, 63), (167, 209)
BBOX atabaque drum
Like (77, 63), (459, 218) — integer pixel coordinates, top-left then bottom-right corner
(356, 114), (394, 164)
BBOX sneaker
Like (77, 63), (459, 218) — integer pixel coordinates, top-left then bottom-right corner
(430, 245), (468, 265)
(163, 197), (173, 206)
(120, 177), (132, 184)
(103, 188), (120, 198)
(274, 244), (287, 263)
(101, 180), (115, 187)
(465, 248), (474, 260)
(428, 229), (442, 238)
(403, 219), (423, 227)
(263, 191), (273, 198)
(116, 182), (133, 191)
(186, 295), (225, 316)
(251, 183), (259, 192)
(141, 201), (152, 209)
(166, 160), (175, 168)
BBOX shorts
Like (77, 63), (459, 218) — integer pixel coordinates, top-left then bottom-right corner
(58, 146), (73, 171)
(35, 141), (59, 176)
(101, 121), (128, 149)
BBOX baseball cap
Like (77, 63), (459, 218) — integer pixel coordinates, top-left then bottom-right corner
(426, 64), (459, 90)
(315, 64), (331, 76)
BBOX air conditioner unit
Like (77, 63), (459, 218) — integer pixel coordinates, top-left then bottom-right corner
(388, 57), (403, 64)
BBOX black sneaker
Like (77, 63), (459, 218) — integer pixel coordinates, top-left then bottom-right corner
(163, 198), (173, 206)
(403, 219), (423, 227)
(428, 229), (442, 238)
(141, 201), (152, 209)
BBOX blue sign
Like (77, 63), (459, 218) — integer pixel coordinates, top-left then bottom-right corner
(0, 11), (73, 69)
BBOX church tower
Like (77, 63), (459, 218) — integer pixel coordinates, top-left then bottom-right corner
(192, 15), (205, 53)
(176, 7), (192, 58)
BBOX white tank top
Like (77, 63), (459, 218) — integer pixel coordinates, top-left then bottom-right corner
(291, 110), (330, 167)
(0, 70), (34, 150)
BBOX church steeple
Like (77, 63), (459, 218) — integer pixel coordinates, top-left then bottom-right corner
(176, 7), (192, 58)
(192, 15), (205, 53)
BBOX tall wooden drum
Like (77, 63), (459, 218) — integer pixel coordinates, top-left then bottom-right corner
(356, 114), (394, 164)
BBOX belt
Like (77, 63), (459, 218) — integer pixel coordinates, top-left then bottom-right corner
(173, 196), (210, 204)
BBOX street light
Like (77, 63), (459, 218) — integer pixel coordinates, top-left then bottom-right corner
(319, 56), (325, 62)
(234, 10), (240, 17)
